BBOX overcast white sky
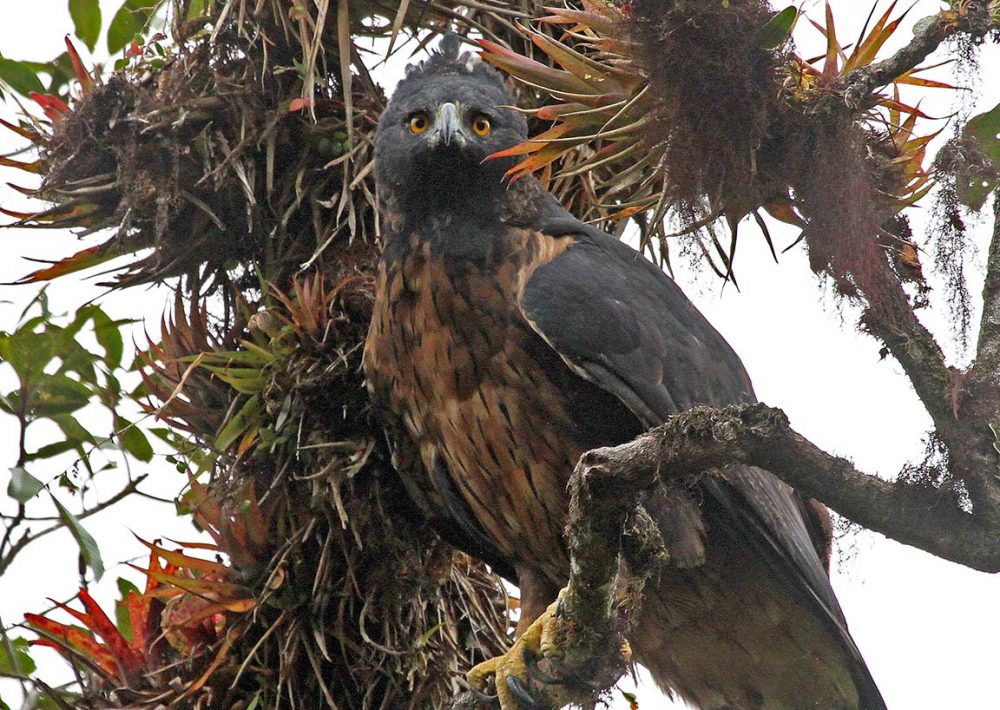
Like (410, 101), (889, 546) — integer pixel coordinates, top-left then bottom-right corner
(2, 2), (1000, 708)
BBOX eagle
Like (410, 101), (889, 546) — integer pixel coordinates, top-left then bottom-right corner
(363, 35), (885, 710)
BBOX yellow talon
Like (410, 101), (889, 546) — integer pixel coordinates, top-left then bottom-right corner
(467, 599), (561, 708)
(466, 594), (633, 709)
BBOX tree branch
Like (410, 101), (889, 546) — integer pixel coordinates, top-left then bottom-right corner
(973, 197), (1000, 386)
(572, 404), (1000, 579)
(0, 475), (148, 577)
(830, 0), (1000, 447)
(821, 0), (1000, 512)
(961, 195), (1000, 520)
(857, 259), (962, 442)
(464, 401), (999, 708)
(456, 394), (1000, 707)
(841, 1), (997, 113)
(841, 16), (950, 112)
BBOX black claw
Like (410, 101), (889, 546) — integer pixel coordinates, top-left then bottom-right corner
(467, 685), (500, 706)
(522, 648), (563, 685)
(506, 676), (547, 710)
(523, 649), (604, 692)
(539, 656), (603, 692)
(520, 648), (604, 692)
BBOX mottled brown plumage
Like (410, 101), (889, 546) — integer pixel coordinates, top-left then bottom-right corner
(363, 35), (884, 709)
(366, 224), (642, 611)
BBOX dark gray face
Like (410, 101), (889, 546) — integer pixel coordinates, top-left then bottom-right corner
(374, 63), (528, 219)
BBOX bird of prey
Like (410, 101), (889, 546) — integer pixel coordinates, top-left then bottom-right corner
(364, 35), (885, 710)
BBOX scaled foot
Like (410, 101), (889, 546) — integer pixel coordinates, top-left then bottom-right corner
(466, 596), (632, 709)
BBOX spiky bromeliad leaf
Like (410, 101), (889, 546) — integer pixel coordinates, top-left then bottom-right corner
(477, 4), (660, 229)
(481, 11), (645, 135)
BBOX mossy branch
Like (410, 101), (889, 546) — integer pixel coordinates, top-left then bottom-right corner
(807, 0), (1000, 522)
(825, 0), (999, 447)
(841, 14), (947, 112)
(857, 258), (962, 442)
(578, 404), (1000, 571)
(962, 197), (1000, 522)
(973, 200), (1000, 384)
(842, 0), (997, 111)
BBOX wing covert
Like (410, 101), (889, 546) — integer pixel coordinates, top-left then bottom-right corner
(519, 216), (754, 421)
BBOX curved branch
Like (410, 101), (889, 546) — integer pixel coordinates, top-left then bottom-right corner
(454, 399), (1000, 708)
(575, 404), (1000, 573)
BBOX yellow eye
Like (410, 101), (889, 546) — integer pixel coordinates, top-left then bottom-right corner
(471, 115), (491, 137)
(409, 113), (429, 134)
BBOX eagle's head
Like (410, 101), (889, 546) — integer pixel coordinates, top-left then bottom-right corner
(374, 34), (527, 221)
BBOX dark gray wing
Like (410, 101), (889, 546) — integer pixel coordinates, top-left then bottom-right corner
(519, 215), (883, 707)
(521, 216), (755, 418)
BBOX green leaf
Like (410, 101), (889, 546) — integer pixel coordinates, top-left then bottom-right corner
(25, 440), (80, 462)
(52, 413), (97, 445)
(0, 637), (36, 677)
(90, 307), (125, 369)
(69, 0), (102, 52)
(214, 394), (261, 451)
(0, 329), (55, 384)
(115, 416), (154, 462)
(117, 576), (140, 597)
(956, 101), (1000, 210)
(33, 691), (80, 710)
(966, 100), (1000, 165)
(107, 0), (163, 54)
(53, 497), (104, 580)
(7, 466), (44, 503)
(31, 374), (93, 416)
(18, 54), (76, 96)
(0, 57), (45, 97)
(956, 172), (997, 212)
(757, 7), (798, 50)
(187, 0), (208, 20)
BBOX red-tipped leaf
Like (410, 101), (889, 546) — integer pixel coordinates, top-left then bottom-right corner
(29, 92), (70, 121)
(64, 36), (92, 92)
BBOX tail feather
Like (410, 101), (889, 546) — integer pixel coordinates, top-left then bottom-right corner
(631, 471), (885, 710)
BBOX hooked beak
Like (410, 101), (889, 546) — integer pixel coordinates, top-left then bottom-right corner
(434, 102), (463, 147)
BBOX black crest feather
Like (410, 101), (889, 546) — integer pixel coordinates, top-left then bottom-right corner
(395, 33), (506, 96)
